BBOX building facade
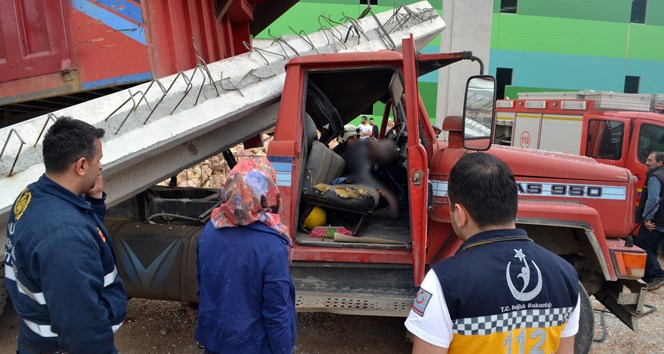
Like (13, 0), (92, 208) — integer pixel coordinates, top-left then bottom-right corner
(259, 0), (664, 124)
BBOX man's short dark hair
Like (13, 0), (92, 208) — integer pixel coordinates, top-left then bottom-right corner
(448, 153), (517, 227)
(650, 151), (664, 163)
(43, 117), (105, 174)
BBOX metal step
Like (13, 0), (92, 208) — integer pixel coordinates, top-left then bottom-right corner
(296, 291), (412, 317)
(0, 1), (445, 230)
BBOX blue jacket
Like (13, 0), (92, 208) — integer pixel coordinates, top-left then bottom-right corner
(196, 221), (296, 354)
(4, 175), (127, 353)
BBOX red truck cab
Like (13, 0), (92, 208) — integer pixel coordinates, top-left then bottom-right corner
(583, 110), (664, 189)
(267, 37), (647, 352)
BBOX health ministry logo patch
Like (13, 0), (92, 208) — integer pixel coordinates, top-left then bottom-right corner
(506, 248), (542, 302)
(412, 288), (432, 316)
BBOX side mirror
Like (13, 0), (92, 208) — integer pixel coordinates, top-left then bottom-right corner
(462, 75), (496, 151)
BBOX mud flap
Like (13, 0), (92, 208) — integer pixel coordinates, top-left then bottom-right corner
(593, 279), (647, 331)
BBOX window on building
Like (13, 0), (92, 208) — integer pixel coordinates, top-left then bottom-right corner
(360, 0), (378, 5)
(624, 76), (640, 94)
(500, 0), (517, 13)
(586, 120), (624, 160)
(496, 68), (513, 99)
(631, 0), (647, 24)
(638, 124), (664, 163)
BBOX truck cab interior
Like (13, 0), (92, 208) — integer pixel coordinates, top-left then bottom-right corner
(294, 67), (412, 249)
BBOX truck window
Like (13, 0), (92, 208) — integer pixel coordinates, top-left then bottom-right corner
(586, 119), (624, 160)
(638, 124), (664, 163)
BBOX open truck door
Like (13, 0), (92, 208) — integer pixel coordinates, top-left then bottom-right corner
(403, 35), (496, 284)
(402, 35), (429, 285)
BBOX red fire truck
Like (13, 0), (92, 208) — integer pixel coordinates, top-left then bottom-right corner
(495, 91), (664, 193)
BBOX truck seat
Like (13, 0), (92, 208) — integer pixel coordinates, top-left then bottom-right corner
(304, 113), (318, 151)
(302, 141), (379, 234)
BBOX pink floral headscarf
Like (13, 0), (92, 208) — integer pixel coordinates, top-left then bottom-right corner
(210, 157), (289, 238)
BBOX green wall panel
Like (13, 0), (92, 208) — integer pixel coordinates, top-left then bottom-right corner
(257, 1), (441, 38)
(516, 0), (630, 23)
(628, 24), (664, 60)
(258, 3), (387, 37)
(492, 14), (630, 57)
(418, 81), (438, 120)
(648, 1), (664, 26)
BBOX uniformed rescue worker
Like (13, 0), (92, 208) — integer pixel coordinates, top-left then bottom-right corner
(405, 153), (580, 354)
(4, 117), (126, 353)
(635, 151), (664, 290)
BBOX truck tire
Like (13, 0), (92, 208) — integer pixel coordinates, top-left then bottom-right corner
(574, 284), (594, 354)
(0, 263), (7, 318)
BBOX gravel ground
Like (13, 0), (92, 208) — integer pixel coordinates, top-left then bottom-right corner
(0, 281), (663, 353)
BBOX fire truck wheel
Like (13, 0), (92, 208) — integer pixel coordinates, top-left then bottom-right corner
(0, 263), (7, 318)
(575, 283), (594, 354)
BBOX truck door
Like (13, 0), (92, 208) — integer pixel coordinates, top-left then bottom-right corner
(581, 116), (630, 169)
(629, 121), (664, 190)
(402, 36), (429, 285)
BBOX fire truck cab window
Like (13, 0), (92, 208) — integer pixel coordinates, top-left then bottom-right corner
(638, 124), (664, 163)
(586, 119), (624, 160)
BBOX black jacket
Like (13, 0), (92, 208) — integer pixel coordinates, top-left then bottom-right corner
(637, 166), (664, 224)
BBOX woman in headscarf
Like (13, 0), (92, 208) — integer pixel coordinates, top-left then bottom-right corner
(196, 157), (296, 354)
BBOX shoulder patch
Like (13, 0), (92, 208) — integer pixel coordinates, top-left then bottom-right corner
(14, 188), (32, 221)
(411, 288), (433, 317)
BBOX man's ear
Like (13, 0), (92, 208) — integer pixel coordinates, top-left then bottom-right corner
(451, 203), (468, 228)
(74, 157), (87, 177)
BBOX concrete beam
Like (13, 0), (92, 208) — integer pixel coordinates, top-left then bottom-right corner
(0, 1), (445, 232)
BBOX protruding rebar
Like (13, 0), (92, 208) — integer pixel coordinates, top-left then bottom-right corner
(0, 129), (26, 176)
(33, 113), (58, 147)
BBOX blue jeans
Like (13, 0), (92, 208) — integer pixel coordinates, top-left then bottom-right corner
(635, 226), (664, 281)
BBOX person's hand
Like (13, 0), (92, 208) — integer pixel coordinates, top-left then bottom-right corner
(87, 173), (104, 199)
(645, 220), (656, 231)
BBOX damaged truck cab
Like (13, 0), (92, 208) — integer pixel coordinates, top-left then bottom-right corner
(267, 36), (647, 352)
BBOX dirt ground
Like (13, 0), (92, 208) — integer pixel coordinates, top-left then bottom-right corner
(0, 299), (411, 354)
(2, 266), (664, 353)
(0, 292), (662, 354)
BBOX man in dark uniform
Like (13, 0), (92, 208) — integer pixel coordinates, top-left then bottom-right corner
(405, 153), (579, 354)
(635, 151), (664, 290)
(4, 117), (126, 353)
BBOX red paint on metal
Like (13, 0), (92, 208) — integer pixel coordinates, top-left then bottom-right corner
(68, 8), (150, 85)
(0, 0), (70, 82)
(144, 0), (252, 79)
(0, 0), (283, 105)
(292, 246), (413, 264)
(403, 36), (427, 286)
(268, 63), (305, 236)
